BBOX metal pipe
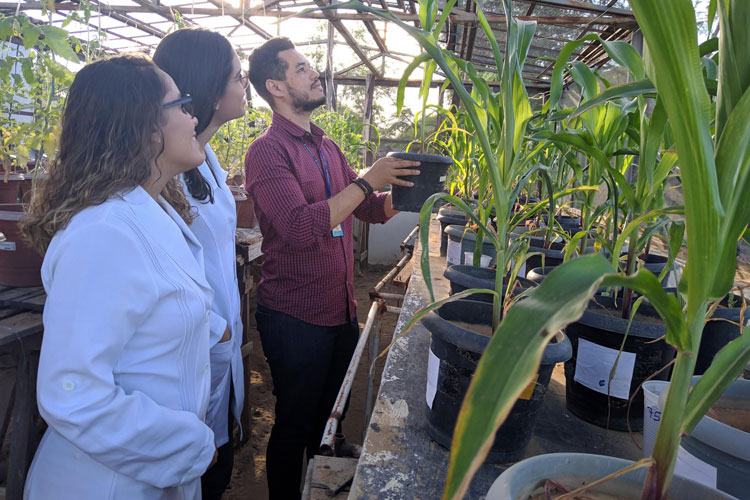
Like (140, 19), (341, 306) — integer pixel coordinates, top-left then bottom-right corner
(320, 300), (384, 455)
(372, 251), (412, 294)
(363, 316), (381, 440)
(369, 291), (405, 302)
(400, 225), (419, 254)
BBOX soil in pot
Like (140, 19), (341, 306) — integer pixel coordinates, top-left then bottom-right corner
(0, 203), (43, 287)
(707, 397), (750, 433)
(388, 152), (452, 212)
(422, 299), (571, 463)
(562, 296), (675, 431)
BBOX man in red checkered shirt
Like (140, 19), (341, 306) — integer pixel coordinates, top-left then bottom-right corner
(244, 37), (420, 500)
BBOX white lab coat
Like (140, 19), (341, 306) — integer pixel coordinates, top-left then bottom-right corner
(183, 145), (244, 447)
(25, 187), (216, 500)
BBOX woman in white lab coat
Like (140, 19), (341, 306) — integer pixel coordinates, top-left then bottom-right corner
(153, 29), (246, 499)
(21, 54), (216, 499)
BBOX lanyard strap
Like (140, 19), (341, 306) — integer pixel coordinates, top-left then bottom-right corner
(300, 140), (332, 198)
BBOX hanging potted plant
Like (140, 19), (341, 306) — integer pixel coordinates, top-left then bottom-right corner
(0, 12), (78, 286)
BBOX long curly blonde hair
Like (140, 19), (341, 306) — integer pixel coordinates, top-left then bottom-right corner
(21, 54), (193, 255)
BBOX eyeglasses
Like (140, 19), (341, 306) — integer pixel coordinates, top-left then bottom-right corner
(233, 71), (250, 89)
(162, 94), (195, 117)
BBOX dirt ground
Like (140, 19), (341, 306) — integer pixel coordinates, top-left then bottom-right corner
(225, 264), (401, 499)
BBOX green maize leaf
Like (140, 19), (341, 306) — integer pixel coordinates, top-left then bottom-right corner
(714, 87), (750, 297)
(397, 53), (431, 115)
(567, 79), (656, 121)
(550, 35), (645, 110)
(682, 329), (750, 433)
(570, 60), (599, 100)
(600, 269), (689, 350)
(707, 0), (718, 35)
(630, 0), (722, 306)
(476, 7), (503, 76)
(714, 0), (750, 141)
(434, 0), (456, 35)
(636, 98), (667, 199)
(699, 37), (718, 57)
(443, 255), (615, 500)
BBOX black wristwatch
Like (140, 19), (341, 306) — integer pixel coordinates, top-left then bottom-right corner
(352, 177), (374, 197)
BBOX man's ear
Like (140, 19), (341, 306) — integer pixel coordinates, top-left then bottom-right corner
(266, 79), (284, 99)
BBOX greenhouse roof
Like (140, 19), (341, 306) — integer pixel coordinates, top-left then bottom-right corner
(2, 0), (638, 93)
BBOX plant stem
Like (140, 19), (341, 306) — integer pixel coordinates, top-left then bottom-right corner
(642, 305), (703, 499)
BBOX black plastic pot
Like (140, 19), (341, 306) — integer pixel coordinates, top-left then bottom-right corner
(525, 239), (565, 271)
(444, 224), (496, 267)
(563, 295), (675, 431)
(443, 264), (535, 303)
(638, 253), (674, 287)
(388, 152), (453, 212)
(436, 207), (468, 257)
(525, 266), (558, 285)
(660, 289), (743, 376)
(421, 299), (572, 463)
(542, 215), (582, 235)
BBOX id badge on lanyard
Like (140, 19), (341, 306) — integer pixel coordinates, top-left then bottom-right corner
(301, 140), (343, 238)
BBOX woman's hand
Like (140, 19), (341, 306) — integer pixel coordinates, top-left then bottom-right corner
(219, 326), (231, 343)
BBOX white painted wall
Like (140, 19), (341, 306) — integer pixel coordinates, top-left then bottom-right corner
(367, 211), (419, 264)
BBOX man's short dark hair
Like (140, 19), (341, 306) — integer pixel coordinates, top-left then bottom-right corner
(248, 37), (295, 107)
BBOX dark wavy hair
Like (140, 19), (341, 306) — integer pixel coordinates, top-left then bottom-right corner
(20, 54), (192, 254)
(248, 37), (295, 108)
(153, 28), (236, 203)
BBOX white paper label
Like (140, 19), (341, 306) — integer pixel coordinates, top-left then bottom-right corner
(574, 338), (636, 400)
(464, 252), (492, 268)
(439, 175), (447, 182)
(674, 447), (717, 488)
(446, 238), (462, 265)
(0, 241), (16, 251)
(426, 349), (439, 409)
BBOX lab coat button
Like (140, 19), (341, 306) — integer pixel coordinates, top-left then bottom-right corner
(62, 380), (75, 392)
(205, 311), (210, 322)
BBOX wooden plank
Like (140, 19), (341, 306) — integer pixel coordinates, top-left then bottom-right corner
(308, 455), (358, 500)
(393, 259), (414, 292)
(240, 341), (253, 359)
(0, 313), (43, 349)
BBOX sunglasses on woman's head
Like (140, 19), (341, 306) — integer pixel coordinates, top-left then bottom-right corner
(162, 94), (195, 118)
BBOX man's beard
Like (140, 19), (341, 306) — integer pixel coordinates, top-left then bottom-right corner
(287, 84), (326, 112)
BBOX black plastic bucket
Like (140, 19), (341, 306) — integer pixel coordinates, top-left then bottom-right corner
(525, 266), (558, 285)
(421, 299), (572, 463)
(563, 296), (675, 431)
(661, 289), (744, 375)
(389, 152), (453, 212)
(443, 264), (535, 303)
(437, 207), (468, 257)
(444, 225), (496, 267)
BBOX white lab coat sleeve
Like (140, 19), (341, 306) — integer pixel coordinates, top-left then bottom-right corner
(208, 307), (229, 347)
(37, 221), (216, 489)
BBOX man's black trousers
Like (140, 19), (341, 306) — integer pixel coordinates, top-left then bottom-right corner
(256, 304), (359, 500)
